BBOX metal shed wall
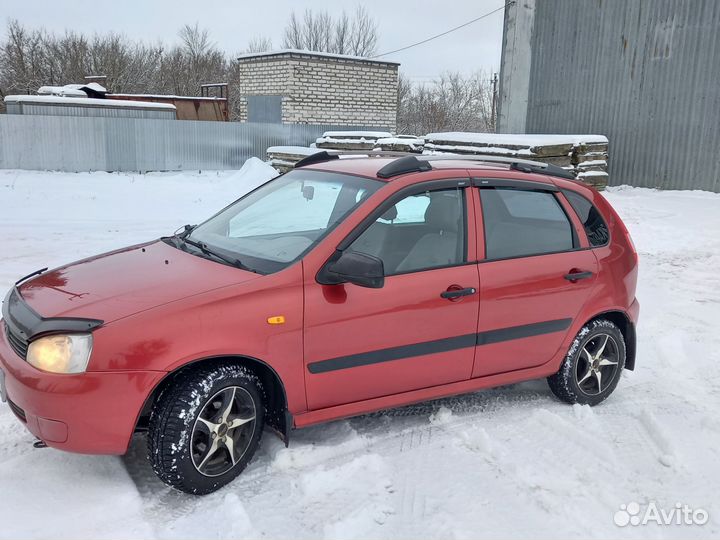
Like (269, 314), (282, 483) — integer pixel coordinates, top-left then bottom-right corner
(0, 115), (384, 172)
(500, 0), (720, 191)
(6, 100), (177, 119)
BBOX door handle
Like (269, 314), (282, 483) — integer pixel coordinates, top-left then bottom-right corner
(441, 287), (477, 299)
(564, 270), (593, 281)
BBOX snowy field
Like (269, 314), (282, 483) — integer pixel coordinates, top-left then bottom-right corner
(1, 161), (719, 539)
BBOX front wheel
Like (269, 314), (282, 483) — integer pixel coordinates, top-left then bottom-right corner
(148, 364), (265, 495)
(548, 319), (626, 406)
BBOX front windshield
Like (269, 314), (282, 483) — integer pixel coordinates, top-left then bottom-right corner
(188, 169), (383, 274)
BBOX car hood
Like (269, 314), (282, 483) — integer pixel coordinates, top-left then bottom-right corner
(16, 240), (260, 324)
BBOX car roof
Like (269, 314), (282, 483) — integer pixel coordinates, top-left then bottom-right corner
(302, 156), (508, 179)
(300, 155), (568, 186)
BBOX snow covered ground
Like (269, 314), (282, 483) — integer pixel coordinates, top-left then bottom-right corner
(0, 162), (719, 539)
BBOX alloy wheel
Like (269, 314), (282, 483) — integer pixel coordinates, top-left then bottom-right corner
(190, 386), (257, 477)
(574, 333), (620, 396)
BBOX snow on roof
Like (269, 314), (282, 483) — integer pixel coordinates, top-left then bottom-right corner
(376, 137), (424, 145)
(37, 83), (107, 97)
(577, 159), (608, 167)
(425, 132), (609, 146)
(423, 144), (536, 156)
(109, 93), (225, 101)
(321, 130), (393, 139)
(82, 82), (107, 93)
(236, 49), (400, 66)
(577, 170), (609, 177)
(37, 85), (87, 97)
(4, 95), (176, 110)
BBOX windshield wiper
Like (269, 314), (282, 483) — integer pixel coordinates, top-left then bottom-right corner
(180, 236), (255, 273)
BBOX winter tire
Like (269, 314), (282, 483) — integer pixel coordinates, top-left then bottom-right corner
(148, 364), (264, 495)
(548, 319), (626, 406)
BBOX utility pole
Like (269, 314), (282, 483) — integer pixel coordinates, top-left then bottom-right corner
(491, 72), (499, 132)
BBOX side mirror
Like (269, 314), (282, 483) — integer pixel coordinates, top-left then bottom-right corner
(320, 250), (385, 288)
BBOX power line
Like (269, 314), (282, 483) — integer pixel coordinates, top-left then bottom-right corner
(371, 2), (514, 59)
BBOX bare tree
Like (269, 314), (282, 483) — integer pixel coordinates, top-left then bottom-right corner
(159, 24), (226, 95)
(178, 23), (213, 60)
(282, 5), (378, 57)
(0, 20), (50, 95)
(347, 6), (377, 58)
(245, 36), (273, 54)
(397, 71), (495, 135)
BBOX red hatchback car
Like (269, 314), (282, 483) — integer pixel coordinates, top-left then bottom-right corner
(0, 153), (638, 494)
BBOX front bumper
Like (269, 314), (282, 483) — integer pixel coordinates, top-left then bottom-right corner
(0, 321), (164, 455)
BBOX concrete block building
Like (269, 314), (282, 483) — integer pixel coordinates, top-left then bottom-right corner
(234, 50), (399, 130)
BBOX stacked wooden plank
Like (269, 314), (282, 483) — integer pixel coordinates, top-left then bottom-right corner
(375, 136), (424, 153)
(423, 133), (609, 189)
(266, 146), (323, 173)
(315, 130), (393, 151)
(572, 140), (609, 189)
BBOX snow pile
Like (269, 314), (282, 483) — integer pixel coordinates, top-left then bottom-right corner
(0, 172), (719, 538)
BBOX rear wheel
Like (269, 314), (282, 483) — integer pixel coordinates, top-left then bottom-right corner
(548, 319), (626, 406)
(148, 364), (264, 495)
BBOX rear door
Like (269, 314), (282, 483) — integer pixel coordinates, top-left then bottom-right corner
(472, 180), (598, 377)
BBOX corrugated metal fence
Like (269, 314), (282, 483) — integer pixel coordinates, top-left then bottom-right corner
(0, 115), (381, 172)
(503, 0), (720, 192)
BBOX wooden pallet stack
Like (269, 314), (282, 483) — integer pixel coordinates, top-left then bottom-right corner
(315, 130), (393, 151)
(423, 133), (609, 189)
(572, 139), (610, 189)
(266, 146), (323, 173)
(375, 136), (425, 153)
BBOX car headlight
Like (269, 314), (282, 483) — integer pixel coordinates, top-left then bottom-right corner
(26, 334), (93, 374)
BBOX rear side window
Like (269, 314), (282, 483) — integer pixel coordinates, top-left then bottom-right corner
(480, 188), (575, 260)
(562, 190), (610, 246)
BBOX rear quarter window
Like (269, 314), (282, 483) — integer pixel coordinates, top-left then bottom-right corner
(562, 190), (610, 247)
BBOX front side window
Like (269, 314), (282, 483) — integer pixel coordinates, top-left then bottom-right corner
(562, 190), (610, 246)
(480, 188), (575, 260)
(349, 188), (466, 275)
(188, 170), (382, 273)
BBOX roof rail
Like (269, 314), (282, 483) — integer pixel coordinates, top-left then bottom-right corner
(417, 154), (577, 180)
(294, 150), (412, 169)
(294, 151), (339, 168)
(377, 155), (432, 178)
(294, 151), (577, 181)
(377, 154), (576, 180)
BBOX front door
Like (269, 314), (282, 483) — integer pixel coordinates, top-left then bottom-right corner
(472, 184), (599, 377)
(303, 182), (480, 410)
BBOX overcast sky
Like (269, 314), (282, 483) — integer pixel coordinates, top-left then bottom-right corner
(5, 0), (505, 82)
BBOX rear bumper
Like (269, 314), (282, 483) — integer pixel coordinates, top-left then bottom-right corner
(0, 321), (164, 454)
